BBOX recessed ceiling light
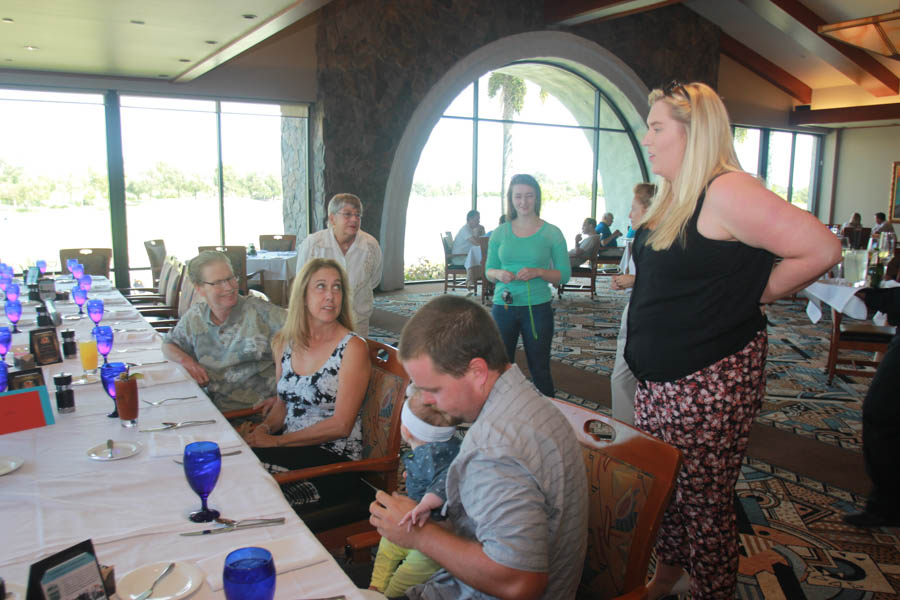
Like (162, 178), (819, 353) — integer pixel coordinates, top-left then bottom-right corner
(24, 45), (38, 51)
(242, 14), (257, 19)
(178, 58), (190, 62)
(2, 18), (14, 24)
(205, 40), (217, 45)
(130, 20), (145, 25)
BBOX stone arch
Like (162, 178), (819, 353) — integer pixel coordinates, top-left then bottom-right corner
(380, 30), (650, 290)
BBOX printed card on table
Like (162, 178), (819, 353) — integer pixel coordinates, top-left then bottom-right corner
(0, 385), (55, 435)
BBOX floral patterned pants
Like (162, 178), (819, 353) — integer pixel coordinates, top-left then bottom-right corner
(635, 331), (767, 600)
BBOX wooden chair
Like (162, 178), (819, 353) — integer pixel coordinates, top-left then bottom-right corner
(825, 308), (895, 384)
(135, 261), (184, 316)
(59, 248), (112, 278)
(552, 399), (683, 600)
(224, 339), (408, 546)
(120, 256), (177, 304)
(144, 270), (201, 333)
(558, 246), (624, 299)
(197, 245), (258, 296)
(144, 240), (167, 287)
(441, 232), (468, 293)
(259, 234), (297, 251)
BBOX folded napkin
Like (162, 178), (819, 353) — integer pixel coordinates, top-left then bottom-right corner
(106, 308), (142, 320)
(137, 366), (187, 388)
(197, 534), (331, 591)
(148, 428), (243, 457)
(118, 330), (160, 344)
(93, 292), (127, 305)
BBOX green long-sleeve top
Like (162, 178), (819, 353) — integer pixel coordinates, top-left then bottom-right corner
(486, 221), (571, 306)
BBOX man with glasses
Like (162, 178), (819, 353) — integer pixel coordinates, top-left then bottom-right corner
(162, 251), (286, 412)
(296, 193), (383, 336)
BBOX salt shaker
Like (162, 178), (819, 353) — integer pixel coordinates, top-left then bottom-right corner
(53, 372), (76, 413)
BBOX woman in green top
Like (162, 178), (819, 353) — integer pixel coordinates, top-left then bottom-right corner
(485, 174), (571, 396)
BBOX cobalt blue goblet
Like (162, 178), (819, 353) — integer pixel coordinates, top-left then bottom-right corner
(72, 287), (88, 315)
(78, 274), (93, 292)
(5, 283), (19, 303)
(94, 325), (113, 364)
(87, 299), (104, 330)
(0, 275), (10, 293)
(223, 547), (276, 600)
(66, 259), (78, 276)
(36, 260), (47, 274)
(71, 263), (85, 280)
(0, 326), (11, 363)
(183, 441), (222, 522)
(5, 300), (22, 333)
(100, 361), (128, 418)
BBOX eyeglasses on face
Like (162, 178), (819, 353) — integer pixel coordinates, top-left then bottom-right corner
(337, 210), (362, 220)
(201, 275), (237, 288)
(663, 80), (690, 104)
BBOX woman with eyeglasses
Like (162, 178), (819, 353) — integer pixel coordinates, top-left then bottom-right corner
(295, 193), (383, 337)
(626, 82), (840, 600)
(485, 173), (571, 397)
(244, 258), (371, 506)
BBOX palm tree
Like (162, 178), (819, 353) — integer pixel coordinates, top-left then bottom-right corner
(487, 73), (526, 195)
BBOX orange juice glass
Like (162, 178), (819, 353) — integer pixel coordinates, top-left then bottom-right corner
(79, 340), (98, 374)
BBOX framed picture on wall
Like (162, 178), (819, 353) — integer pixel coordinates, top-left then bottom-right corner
(891, 161), (900, 222)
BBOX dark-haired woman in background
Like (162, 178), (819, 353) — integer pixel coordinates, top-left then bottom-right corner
(485, 174), (570, 397)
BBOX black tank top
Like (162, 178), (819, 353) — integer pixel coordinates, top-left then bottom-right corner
(624, 185), (774, 382)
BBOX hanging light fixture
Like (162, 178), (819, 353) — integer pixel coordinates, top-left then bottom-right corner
(818, 4), (900, 60)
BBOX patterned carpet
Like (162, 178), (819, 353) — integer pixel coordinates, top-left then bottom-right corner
(371, 280), (900, 599)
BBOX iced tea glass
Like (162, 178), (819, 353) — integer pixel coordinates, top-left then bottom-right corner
(114, 376), (139, 427)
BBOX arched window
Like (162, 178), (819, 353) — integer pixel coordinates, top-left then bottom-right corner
(404, 61), (647, 280)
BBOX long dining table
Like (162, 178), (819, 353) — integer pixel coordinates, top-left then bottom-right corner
(0, 276), (366, 600)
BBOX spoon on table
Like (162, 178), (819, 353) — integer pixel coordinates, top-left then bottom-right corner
(173, 450), (242, 464)
(133, 562), (175, 600)
(142, 395), (198, 407)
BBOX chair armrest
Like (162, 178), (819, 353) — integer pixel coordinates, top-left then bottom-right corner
(222, 405), (266, 420)
(138, 308), (177, 318)
(273, 456), (399, 484)
(118, 286), (156, 293)
(346, 530), (382, 553)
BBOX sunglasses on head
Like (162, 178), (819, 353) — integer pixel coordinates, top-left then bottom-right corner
(663, 80), (690, 104)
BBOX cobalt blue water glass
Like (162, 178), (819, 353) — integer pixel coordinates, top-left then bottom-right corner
(0, 275), (10, 293)
(5, 283), (19, 303)
(223, 547), (276, 600)
(36, 260), (47, 274)
(71, 263), (85, 280)
(100, 361), (128, 418)
(66, 258), (78, 275)
(87, 299), (104, 327)
(0, 362), (7, 392)
(72, 287), (88, 315)
(183, 441), (222, 522)
(79, 274), (93, 292)
(5, 300), (22, 333)
(94, 325), (113, 364)
(0, 326), (11, 361)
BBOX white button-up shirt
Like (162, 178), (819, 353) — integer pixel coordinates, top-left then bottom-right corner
(295, 227), (383, 336)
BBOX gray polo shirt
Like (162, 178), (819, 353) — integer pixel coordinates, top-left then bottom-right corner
(165, 296), (286, 412)
(409, 365), (588, 600)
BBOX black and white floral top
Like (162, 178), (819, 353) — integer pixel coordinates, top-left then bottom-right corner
(278, 333), (363, 460)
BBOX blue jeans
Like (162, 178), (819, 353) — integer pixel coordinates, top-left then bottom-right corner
(491, 301), (555, 397)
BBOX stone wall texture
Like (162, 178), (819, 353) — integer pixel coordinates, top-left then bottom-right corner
(311, 0), (720, 260)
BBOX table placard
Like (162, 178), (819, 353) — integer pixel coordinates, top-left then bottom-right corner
(0, 385), (54, 434)
(27, 540), (108, 600)
(30, 327), (62, 366)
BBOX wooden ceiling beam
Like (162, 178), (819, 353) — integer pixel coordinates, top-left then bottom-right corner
(789, 103), (900, 126)
(544, 0), (683, 26)
(764, 0), (898, 97)
(720, 33), (811, 103)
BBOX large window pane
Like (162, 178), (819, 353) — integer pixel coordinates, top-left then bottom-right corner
(121, 97), (219, 284)
(405, 118), (474, 278)
(734, 127), (761, 176)
(790, 134), (816, 211)
(765, 131), (793, 202)
(0, 90), (108, 271)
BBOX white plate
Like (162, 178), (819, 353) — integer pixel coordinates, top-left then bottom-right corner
(86, 441), (142, 461)
(0, 456), (24, 476)
(71, 373), (100, 386)
(118, 562), (204, 600)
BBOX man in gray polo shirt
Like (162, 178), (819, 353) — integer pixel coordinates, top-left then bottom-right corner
(370, 295), (588, 600)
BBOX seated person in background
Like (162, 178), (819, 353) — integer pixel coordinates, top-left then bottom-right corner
(370, 295), (588, 600)
(872, 212), (895, 237)
(486, 214), (506, 237)
(162, 251), (286, 413)
(569, 217), (602, 266)
(451, 209), (486, 295)
(841, 212), (862, 234)
(243, 258), (370, 498)
(594, 211), (622, 248)
(369, 385), (461, 597)
(296, 193), (383, 337)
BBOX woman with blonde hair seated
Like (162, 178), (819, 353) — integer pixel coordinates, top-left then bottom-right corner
(245, 257), (371, 500)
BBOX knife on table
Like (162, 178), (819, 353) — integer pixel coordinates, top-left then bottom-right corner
(178, 517), (285, 536)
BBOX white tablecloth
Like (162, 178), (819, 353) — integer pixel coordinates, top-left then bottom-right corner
(0, 276), (364, 600)
(802, 279), (898, 325)
(247, 251), (298, 283)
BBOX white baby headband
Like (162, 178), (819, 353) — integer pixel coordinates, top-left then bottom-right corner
(401, 400), (455, 443)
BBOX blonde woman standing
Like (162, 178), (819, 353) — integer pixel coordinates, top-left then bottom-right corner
(625, 81), (840, 599)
